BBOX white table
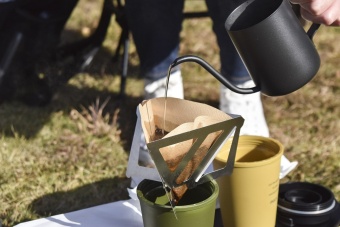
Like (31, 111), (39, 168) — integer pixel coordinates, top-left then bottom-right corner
(14, 199), (144, 227)
(14, 157), (299, 227)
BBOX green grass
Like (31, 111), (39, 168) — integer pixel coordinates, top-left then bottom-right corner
(1, 1), (340, 226)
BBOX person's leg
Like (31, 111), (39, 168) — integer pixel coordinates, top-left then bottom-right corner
(125, 0), (184, 99)
(205, 0), (269, 137)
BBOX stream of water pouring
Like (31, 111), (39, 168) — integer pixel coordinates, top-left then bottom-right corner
(162, 180), (178, 219)
(162, 65), (173, 136)
(160, 65), (179, 217)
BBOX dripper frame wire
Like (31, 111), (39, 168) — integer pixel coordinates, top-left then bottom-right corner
(147, 116), (244, 190)
(161, 179), (178, 219)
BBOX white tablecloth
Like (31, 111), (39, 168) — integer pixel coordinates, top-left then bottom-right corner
(14, 199), (143, 227)
(14, 157), (299, 227)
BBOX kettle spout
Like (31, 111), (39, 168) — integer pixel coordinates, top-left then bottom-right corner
(170, 55), (260, 94)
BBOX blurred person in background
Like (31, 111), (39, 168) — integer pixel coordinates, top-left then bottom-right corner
(125, 0), (270, 138)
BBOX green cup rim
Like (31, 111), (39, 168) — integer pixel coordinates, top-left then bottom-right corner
(137, 179), (219, 211)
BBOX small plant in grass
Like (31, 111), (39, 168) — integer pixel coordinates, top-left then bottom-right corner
(70, 97), (121, 142)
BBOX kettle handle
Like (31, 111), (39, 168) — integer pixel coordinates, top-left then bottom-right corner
(170, 55), (260, 94)
(306, 23), (320, 41)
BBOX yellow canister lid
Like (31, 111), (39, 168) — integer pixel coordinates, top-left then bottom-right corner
(215, 135), (284, 167)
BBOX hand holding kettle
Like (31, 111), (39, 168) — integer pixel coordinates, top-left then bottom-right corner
(291, 0), (340, 26)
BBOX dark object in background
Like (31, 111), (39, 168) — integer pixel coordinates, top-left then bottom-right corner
(0, 1), (309, 106)
(0, 0), (114, 106)
(276, 182), (340, 227)
(0, 0), (78, 106)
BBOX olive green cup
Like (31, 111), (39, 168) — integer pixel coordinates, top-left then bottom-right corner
(213, 135), (284, 227)
(137, 179), (219, 227)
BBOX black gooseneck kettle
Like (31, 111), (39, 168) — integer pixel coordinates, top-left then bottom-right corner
(170, 0), (320, 96)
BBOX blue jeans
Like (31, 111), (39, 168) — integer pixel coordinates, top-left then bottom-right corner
(125, 0), (250, 85)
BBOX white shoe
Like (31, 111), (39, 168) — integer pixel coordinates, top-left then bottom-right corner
(144, 70), (184, 100)
(219, 81), (299, 178)
(219, 80), (269, 137)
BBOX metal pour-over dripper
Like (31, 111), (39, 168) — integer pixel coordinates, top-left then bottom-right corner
(147, 115), (243, 189)
(126, 98), (244, 204)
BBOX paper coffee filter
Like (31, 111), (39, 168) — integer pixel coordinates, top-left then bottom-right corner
(159, 122), (194, 172)
(137, 97), (240, 204)
(126, 97), (244, 206)
(139, 97), (230, 143)
(139, 98), (231, 169)
(160, 116), (222, 171)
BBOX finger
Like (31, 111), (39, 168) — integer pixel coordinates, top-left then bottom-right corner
(300, 4), (340, 26)
(298, 0), (334, 16)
